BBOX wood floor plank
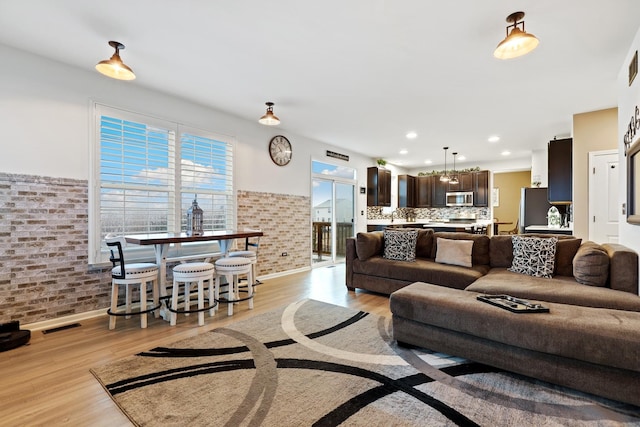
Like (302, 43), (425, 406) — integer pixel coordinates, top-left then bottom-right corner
(0, 264), (390, 426)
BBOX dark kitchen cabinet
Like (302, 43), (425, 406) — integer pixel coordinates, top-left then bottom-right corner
(473, 170), (489, 207)
(367, 167), (391, 206)
(416, 175), (433, 207)
(448, 172), (473, 192)
(548, 138), (572, 204)
(432, 175), (448, 207)
(398, 174), (416, 208)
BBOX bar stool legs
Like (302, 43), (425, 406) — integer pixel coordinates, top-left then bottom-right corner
(214, 257), (254, 316)
(170, 262), (215, 326)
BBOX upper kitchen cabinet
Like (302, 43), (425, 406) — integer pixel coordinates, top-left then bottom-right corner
(548, 138), (572, 204)
(398, 174), (416, 208)
(448, 172), (473, 192)
(432, 175), (448, 207)
(473, 170), (489, 207)
(415, 175), (433, 208)
(367, 166), (391, 206)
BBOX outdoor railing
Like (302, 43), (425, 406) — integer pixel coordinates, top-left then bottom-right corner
(312, 221), (353, 261)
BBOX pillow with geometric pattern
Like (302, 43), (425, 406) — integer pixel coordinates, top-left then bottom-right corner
(508, 235), (558, 278)
(383, 229), (418, 262)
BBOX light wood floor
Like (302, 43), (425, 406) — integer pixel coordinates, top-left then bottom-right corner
(0, 264), (391, 427)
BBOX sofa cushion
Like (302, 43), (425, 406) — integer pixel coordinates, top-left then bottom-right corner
(554, 238), (582, 276)
(573, 241), (609, 287)
(383, 229), (418, 261)
(355, 231), (383, 261)
(509, 236), (557, 278)
(415, 228), (434, 259)
(432, 232), (490, 266)
(352, 256), (488, 290)
(466, 268), (640, 312)
(435, 238), (473, 267)
(490, 234), (580, 275)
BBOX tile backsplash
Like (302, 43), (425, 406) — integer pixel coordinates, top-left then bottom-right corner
(367, 206), (490, 221)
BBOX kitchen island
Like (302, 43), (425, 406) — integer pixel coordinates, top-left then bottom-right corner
(366, 220), (491, 233)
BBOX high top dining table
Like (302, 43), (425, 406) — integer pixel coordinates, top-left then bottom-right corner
(125, 230), (264, 303)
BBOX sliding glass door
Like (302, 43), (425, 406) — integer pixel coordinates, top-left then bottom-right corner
(311, 161), (356, 265)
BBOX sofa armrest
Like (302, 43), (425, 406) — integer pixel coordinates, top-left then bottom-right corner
(602, 243), (639, 295)
(346, 237), (356, 289)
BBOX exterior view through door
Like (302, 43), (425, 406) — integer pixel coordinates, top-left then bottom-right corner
(311, 161), (356, 264)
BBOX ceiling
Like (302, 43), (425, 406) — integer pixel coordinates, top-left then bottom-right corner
(1, 1), (639, 170)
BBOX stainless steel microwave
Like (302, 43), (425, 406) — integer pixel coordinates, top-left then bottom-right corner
(446, 191), (474, 207)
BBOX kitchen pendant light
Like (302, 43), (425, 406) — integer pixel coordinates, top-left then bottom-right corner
(95, 41), (136, 81)
(493, 11), (539, 60)
(449, 152), (459, 185)
(258, 102), (280, 126)
(440, 147), (450, 182)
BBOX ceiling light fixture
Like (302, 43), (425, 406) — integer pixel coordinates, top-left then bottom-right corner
(488, 135), (500, 143)
(95, 41), (136, 81)
(449, 152), (459, 185)
(258, 102), (280, 126)
(440, 147), (450, 182)
(406, 132), (418, 139)
(493, 11), (539, 60)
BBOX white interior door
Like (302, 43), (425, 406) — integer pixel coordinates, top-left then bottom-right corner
(589, 150), (619, 243)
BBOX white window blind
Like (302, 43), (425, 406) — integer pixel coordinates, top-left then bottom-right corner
(90, 104), (235, 264)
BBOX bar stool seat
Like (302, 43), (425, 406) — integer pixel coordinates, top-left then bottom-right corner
(214, 257), (254, 316)
(170, 262), (215, 326)
(106, 236), (160, 330)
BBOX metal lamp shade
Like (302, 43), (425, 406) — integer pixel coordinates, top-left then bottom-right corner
(186, 197), (204, 236)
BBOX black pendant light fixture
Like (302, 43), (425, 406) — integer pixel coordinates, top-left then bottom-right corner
(493, 11), (539, 60)
(449, 152), (459, 185)
(95, 41), (136, 81)
(258, 102), (281, 126)
(440, 147), (450, 182)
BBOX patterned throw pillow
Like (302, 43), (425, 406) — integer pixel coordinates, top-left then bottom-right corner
(383, 229), (418, 262)
(508, 236), (558, 278)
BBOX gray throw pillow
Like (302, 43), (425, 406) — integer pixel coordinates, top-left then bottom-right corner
(509, 235), (558, 278)
(573, 241), (609, 286)
(383, 229), (418, 262)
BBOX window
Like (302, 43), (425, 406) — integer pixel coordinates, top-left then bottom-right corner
(90, 104), (235, 264)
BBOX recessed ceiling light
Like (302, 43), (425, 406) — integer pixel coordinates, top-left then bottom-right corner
(488, 135), (500, 143)
(406, 132), (418, 139)
(501, 151), (511, 156)
(399, 149), (408, 155)
(424, 159), (432, 164)
(458, 155), (466, 161)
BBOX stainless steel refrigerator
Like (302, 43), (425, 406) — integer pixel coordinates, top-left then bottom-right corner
(519, 187), (552, 233)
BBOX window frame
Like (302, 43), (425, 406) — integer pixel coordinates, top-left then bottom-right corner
(89, 102), (236, 265)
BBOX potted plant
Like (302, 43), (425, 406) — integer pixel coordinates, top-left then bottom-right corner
(376, 159), (387, 168)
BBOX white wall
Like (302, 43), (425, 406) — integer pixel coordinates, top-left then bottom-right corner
(0, 43), (375, 233)
(617, 27), (640, 256)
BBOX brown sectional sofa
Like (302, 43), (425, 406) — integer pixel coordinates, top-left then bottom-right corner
(345, 229), (640, 406)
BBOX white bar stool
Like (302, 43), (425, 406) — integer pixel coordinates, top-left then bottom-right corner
(214, 257), (254, 316)
(106, 237), (160, 330)
(170, 262), (215, 326)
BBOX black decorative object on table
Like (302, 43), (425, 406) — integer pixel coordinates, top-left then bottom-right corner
(477, 294), (549, 313)
(186, 195), (203, 236)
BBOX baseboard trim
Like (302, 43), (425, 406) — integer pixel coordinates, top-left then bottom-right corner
(24, 308), (108, 332)
(257, 266), (311, 281)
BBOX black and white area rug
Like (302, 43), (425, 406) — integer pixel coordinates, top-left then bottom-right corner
(91, 299), (640, 426)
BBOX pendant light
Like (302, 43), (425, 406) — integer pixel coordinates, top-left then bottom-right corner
(449, 152), (459, 185)
(95, 41), (136, 81)
(440, 147), (450, 182)
(258, 102), (280, 126)
(493, 11), (539, 60)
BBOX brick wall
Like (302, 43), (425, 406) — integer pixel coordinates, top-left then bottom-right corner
(237, 190), (311, 276)
(0, 173), (111, 324)
(0, 174), (311, 325)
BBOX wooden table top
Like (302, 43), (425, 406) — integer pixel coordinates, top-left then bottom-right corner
(124, 230), (263, 245)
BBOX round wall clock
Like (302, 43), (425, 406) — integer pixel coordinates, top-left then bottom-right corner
(269, 135), (292, 166)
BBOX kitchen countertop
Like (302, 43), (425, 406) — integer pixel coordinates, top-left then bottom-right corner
(367, 219), (491, 228)
(525, 225), (574, 232)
